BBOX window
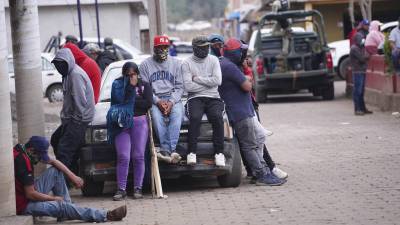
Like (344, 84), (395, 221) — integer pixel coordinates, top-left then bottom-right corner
(42, 57), (55, 71)
(99, 67), (123, 102)
(8, 58), (14, 74)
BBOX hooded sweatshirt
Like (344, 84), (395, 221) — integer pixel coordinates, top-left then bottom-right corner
(63, 43), (101, 103)
(182, 54), (222, 100)
(365, 21), (384, 54)
(350, 34), (369, 73)
(53, 49), (95, 124)
(139, 56), (184, 104)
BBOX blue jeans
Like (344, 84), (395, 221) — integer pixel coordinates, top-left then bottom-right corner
(24, 167), (107, 222)
(151, 100), (183, 153)
(352, 72), (367, 112)
(393, 49), (400, 73)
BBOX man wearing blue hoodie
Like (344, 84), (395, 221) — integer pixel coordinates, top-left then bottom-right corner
(51, 48), (95, 172)
(140, 35), (184, 164)
(218, 38), (286, 186)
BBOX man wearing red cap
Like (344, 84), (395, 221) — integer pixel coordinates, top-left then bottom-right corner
(13, 136), (127, 222)
(139, 35), (184, 163)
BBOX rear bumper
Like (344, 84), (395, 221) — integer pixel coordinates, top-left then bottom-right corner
(257, 70), (334, 91)
(80, 140), (237, 181)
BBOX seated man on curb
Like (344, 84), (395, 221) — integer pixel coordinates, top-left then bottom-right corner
(14, 136), (127, 222)
(182, 35), (225, 166)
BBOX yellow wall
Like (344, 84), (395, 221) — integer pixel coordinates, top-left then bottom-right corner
(314, 4), (348, 42)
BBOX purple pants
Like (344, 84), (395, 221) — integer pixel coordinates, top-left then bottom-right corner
(115, 115), (148, 190)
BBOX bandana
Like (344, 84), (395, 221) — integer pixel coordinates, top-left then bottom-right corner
(153, 47), (169, 63)
(193, 45), (210, 59)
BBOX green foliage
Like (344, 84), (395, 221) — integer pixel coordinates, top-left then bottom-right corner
(383, 33), (394, 75)
(167, 0), (228, 23)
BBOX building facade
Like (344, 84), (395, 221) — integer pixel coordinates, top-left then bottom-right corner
(3, 0), (146, 53)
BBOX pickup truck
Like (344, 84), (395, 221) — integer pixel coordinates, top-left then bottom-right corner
(251, 10), (335, 102)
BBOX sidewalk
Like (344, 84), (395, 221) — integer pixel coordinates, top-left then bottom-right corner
(36, 81), (400, 225)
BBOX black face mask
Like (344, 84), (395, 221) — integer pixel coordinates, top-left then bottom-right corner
(211, 46), (222, 57)
(193, 45), (210, 59)
(153, 47), (169, 63)
(53, 61), (69, 77)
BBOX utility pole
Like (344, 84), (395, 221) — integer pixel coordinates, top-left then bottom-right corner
(0, 0), (16, 216)
(95, 0), (101, 47)
(147, 0), (168, 51)
(77, 0), (84, 48)
(9, 0), (45, 175)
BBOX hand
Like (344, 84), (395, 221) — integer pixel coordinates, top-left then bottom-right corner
(157, 100), (167, 113)
(53, 196), (64, 202)
(71, 176), (84, 189)
(130, 75), (138, 86)
(163, 101), (173, 116)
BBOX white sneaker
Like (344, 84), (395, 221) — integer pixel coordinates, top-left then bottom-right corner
(215, 153), (226, 167)
(170, 152), (182, 164)
(272, 167), (288, 179)
(187, 153), (196, 165)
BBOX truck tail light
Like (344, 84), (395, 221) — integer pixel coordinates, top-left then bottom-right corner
(256, 57), (264, 77)
(326, 52), (333, 70)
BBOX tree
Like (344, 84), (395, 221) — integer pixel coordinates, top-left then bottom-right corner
(349, 0), (373, 28)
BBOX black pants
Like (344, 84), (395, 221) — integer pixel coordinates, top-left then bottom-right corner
(51, 121), (88, 173)
(187, 97), (224, 154)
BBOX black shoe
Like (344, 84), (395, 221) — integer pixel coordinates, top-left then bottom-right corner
(363, 109), (373, 114)
(133, 187), (143, 199)
(107, 205), (127, 221)
(113, 189), (127, 201)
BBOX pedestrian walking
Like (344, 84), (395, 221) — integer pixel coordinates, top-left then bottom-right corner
(97, 37), (123, 72)
(365, 20), (384, 55)
(139, 35), (184, 164)
(13, 136), (127, 222)
(109, 62), (153, 201)
(64, 43), (101, 103)
(350, 31), (372, 116)
(182, 35), (225, 166)
(218, 38), (286, 186)
(50, 48), (95, 174)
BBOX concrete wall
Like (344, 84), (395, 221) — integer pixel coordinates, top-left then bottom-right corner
(5, 3), (142, 53)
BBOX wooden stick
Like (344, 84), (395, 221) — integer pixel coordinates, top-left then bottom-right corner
(147, 111), (164, 198)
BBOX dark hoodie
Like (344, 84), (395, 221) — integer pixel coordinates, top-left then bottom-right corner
(53, 49), (95, 124)
(350, 33), (369, 73)
(63, 43), (101, 103)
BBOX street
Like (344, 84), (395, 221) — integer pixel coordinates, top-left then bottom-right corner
(39, 81), (400, 225)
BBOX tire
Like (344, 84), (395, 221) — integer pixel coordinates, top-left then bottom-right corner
(81, 177), (104, 196)
(217, 138), (242, 188)
(338, 57), (350, 80)
(47, 84), (63, 103)
(322, 82), (335, 100)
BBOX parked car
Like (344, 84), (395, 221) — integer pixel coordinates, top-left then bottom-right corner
(329, 21), (398, 80)
(79, 59), (242, 196)
(60, 37), (144, 60)
(8, 53), (63, 103)
(174, 41), (193, 60)
(251, 10), (335, 102)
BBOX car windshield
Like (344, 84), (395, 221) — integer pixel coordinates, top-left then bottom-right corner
(99, 67), (122, 102)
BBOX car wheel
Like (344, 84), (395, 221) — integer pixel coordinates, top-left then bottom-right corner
(217, 138), (242, 188)
(47, 84), (63, 103)
(338, 57), (350, 80)
(81, 177), (104, 196)
(322, 82), (335, 100)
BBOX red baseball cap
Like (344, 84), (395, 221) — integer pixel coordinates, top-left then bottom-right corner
(154, 35), (170, 47)
(224, 38), (245, 51)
